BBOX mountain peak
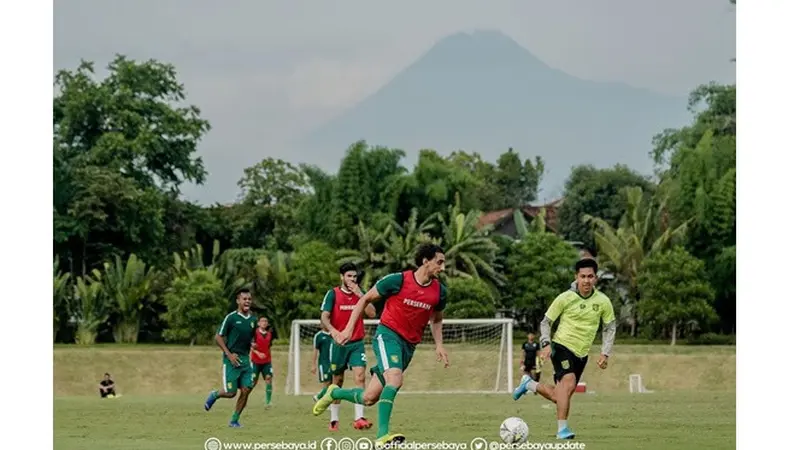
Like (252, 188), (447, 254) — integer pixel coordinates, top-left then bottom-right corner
(298, 29), (689, 199)
(414, 29), (551, 70)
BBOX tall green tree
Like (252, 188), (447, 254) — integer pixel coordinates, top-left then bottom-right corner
(237, 158), (310, 250)
(445, 277), (497, 318)
(651, 81), (736, 331)
(298, 165), (339, 244)
(331, 142), (406, 248)
(493, 148), (545, 208)
(558, 164), (655, 249)
(584, 186), (690, 336)
(505, 229), (576, 326)
(709, 245), (736, 333)
(383, 150), (485, 226)
(652, 83), (735, 170)
(162, 269), (226, 345)
(638, 247), (717, 344)
(253, 252), (293, 336)
(53, 55), (209, 274)
(447, 151), (503, 210)
(289, 241), (341, 319)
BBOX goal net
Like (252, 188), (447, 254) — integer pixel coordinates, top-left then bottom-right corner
(285, 318), (515, 395)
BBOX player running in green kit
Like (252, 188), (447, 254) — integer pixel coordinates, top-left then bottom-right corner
(312, 324), (334, 402)
(312, 243), (450, 447)
(320, 262), (377, 431)
(204, 288), (259, 428)
(512, 258), (617, 440)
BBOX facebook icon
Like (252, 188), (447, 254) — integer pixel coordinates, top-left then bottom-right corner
(320, 438), (337, 450)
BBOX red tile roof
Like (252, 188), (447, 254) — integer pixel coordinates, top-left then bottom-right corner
(478, 198), (564, 232)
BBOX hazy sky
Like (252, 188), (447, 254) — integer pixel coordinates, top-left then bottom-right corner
(54, 0), (736, 204)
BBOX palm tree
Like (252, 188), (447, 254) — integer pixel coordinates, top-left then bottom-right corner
(583, 186), (690, 336)
(98, 253), (157, 343)
(513, 207), (548, 238)
(337, 220), (394, 287)
(172, 241), (247, 306)
(69, 273), (108, 345)
(53, 257), (71, 341)
(435, 195), (505, 287)
(381, 208), (439, 275)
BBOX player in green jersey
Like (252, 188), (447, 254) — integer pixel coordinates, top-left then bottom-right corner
(312, 325), (334, 404)
(204, 288), (259, 428)
(513, 258), (616, 440)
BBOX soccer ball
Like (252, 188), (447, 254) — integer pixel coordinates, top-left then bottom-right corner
(499, 417), (529, 443)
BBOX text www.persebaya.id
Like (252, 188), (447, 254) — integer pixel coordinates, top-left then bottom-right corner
(204, 438), (317, 450)
(222, 445), (315, 450)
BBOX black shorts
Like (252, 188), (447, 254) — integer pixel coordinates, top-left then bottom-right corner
(523, 361), (537, 372)
(100, 388), (115, 398)
(550, 342), (588, 384)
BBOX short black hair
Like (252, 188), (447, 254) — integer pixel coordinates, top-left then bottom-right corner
(575, 258), (598, 274)
(415, 242), (445, 267)
(339, 262), (358, 275)
(235, 288), (251, 298)
(104, 373), (110, 377)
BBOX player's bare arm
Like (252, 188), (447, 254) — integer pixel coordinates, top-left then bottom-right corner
(344, 279), (377, 318)
(215, 334), (239, 366)
(430, 310), (449, 367)
(311, 348), (319, 374)
(320, 310), (338, 340)
(597, 319), (616, 369)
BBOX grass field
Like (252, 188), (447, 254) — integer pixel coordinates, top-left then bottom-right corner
(53, 344), (736, 450)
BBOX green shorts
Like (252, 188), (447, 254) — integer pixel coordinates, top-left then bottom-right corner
(370, 325), (416, 386)
(317, 363), (332, 383)
(251, 362), (273, 379)
(330, 340), (367, 375)
(222, 356), (254, 394)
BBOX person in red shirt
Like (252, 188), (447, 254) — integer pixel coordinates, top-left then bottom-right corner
(320, 262), (377, 431)
(313, 243), (449, 447)
(250, 316), (278, 408)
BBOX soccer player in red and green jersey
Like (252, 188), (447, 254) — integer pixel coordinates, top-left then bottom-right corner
(512, 258), (616, 440)
(250, 316), (277, 408)
(320, 262), (377, 431)
(312, 243), (449, 448)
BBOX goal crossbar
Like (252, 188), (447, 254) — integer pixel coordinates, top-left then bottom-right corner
(286, 318), (515, 395)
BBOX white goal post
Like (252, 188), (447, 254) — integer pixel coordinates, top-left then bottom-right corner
(285, 318), (515, 395)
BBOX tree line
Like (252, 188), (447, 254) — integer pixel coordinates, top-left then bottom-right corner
(52, 55), (735, 346)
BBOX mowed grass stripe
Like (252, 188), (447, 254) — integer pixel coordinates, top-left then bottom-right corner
(53, 392), (735, 450)
(54, 345), (735, 396)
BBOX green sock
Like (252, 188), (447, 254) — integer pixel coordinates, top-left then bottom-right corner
(316, 386), (329, 400)
(331, 387), (364, 404)
(231, 411), (240, 423)
(266, 383), (272, 405)
(212, 390), (220, 400)
(377, 386), (399, 438)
